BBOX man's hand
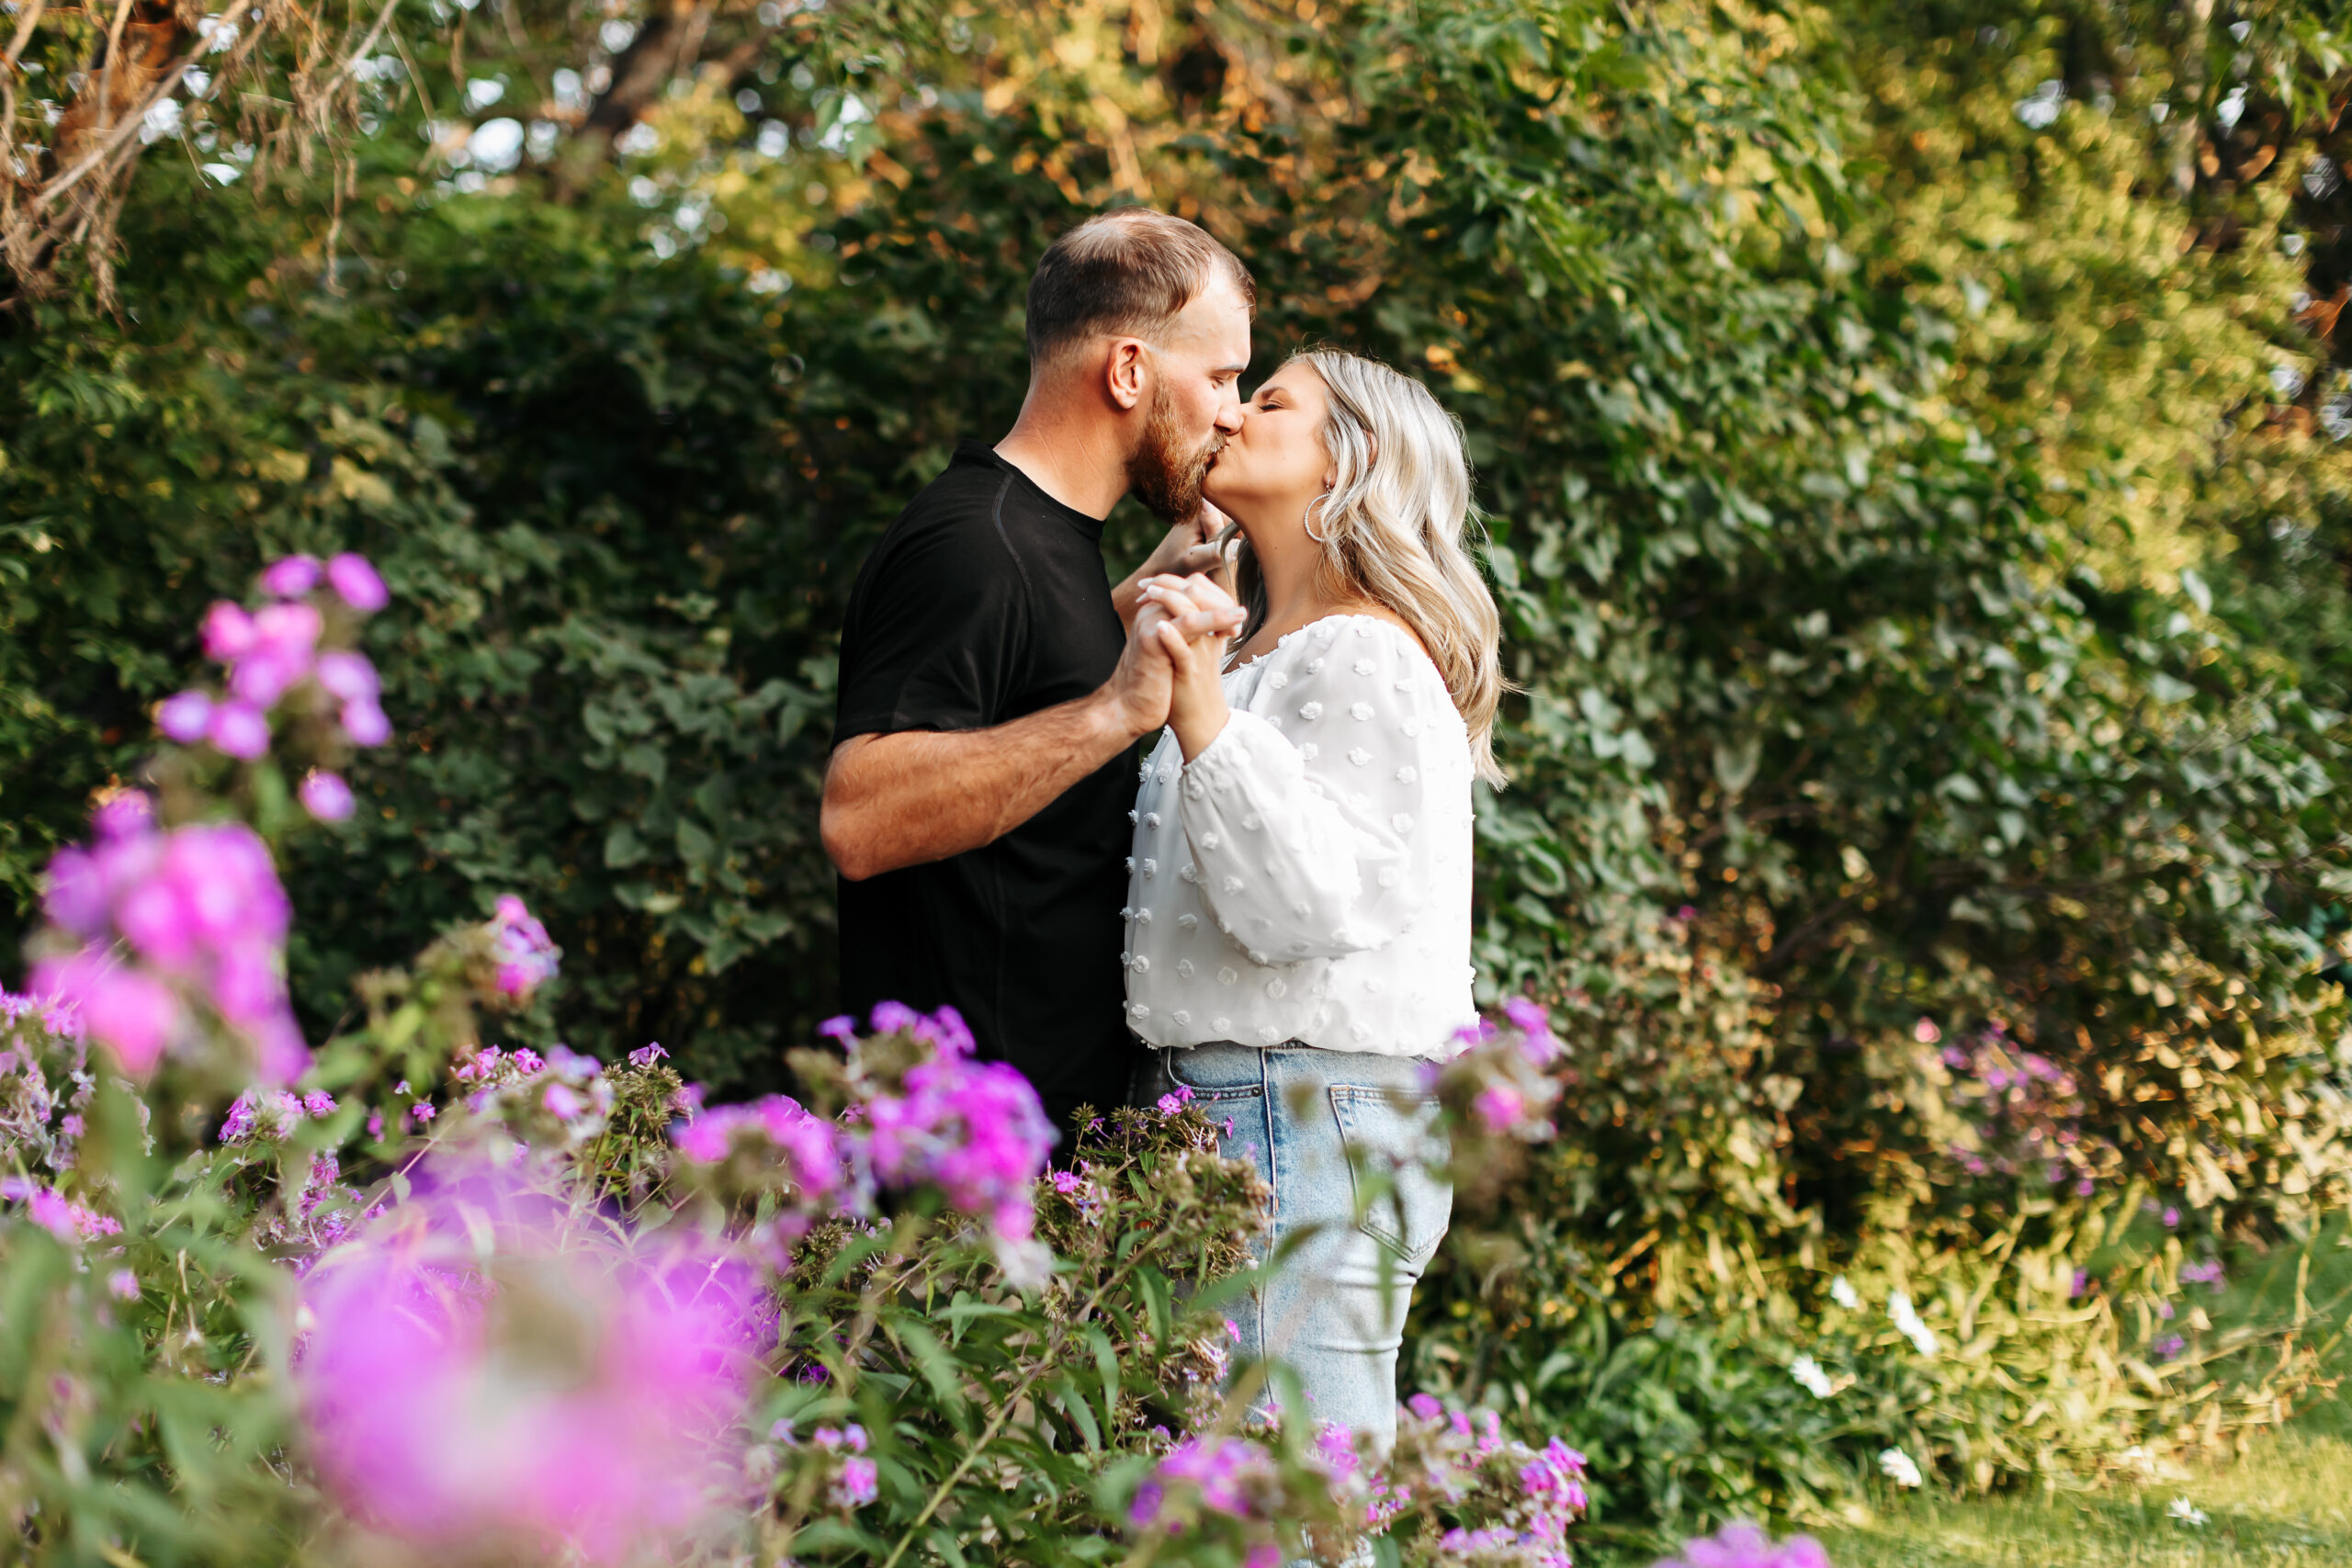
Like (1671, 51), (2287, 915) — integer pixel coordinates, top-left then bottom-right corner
(820, 581), (1241, 882)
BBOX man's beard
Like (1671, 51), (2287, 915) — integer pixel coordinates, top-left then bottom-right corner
(1125, 381), (1222, 524)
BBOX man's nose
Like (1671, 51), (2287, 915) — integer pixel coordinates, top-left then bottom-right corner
(1214, 400), (1246, 433)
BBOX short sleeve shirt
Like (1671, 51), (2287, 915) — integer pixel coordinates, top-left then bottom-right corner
(833, 442), (1135, 1130)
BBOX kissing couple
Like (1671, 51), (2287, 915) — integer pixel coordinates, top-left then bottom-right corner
(820, 208), (1504, 1450)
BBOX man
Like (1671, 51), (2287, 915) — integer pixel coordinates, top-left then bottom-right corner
(821, 208), (1254, 1141)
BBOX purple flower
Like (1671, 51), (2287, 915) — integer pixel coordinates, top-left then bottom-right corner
(673, 1094), (849, 1217)
(157, 691), (214, 742)
(1655, 1521), (1831, 1568)
(258, 555), (322, 598)
(228, 602), (322, 706)
(1140, 1435), (1272, 1524)
(831, 1455), (878, 1508)
(297, 1155), (768, 1560)
(2181, 1259), (2226, 1291)
(1156, 1092), (1186, 1117)
(490, 896), (560, 998)
(860, 1025), (1055, 1241)
(2153, 1334), (2187, 1361)
(816, 1015), (857, 1045)
(869, 1000), (922, 1037)
(29, 948), (180, 1075)
(341, 699), (392, 748)
(1473, 1081), (1529, 1134)
(209, 699), (271, 759)
(304, 1091), (338, 1117)
(1051, 1169), (1083, 1194)
(628, 1043), (668, 1067)
(107, 1269), (140, 1302)
(326, 553), (389, 612)
(314, 649), (380, 704)
(300, 771), (356, 822)
(201, 601), (257, 662)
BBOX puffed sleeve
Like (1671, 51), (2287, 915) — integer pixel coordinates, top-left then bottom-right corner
(1175, 621), (1455, 963)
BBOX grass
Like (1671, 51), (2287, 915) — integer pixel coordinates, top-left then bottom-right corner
(1812, 1217), (2352, 1566)
(1583, 1217), (2352, 1567)
(1807, 1427), (2352, 1566)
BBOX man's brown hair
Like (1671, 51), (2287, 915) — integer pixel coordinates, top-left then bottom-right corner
(1024, 208), (1256, 367)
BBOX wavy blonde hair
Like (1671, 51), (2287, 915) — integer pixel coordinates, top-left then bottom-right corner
(1223, 350), (1508, 784)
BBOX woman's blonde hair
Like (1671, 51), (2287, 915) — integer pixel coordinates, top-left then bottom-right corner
(1223, 349), (1509, 784)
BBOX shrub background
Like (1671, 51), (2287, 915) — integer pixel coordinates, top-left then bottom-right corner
(6, 0), (2352, 1539)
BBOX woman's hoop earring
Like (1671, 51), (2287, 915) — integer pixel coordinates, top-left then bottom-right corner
(1303, 491), (1335, 546)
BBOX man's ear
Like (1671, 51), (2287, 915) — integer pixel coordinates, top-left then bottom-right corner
(1103, 338), (1148, 412)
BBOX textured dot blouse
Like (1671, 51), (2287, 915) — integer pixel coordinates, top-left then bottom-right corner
(1122, 613), (1477, 1059)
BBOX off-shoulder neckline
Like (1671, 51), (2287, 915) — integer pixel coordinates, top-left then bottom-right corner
(1228, 612), (1427, 671)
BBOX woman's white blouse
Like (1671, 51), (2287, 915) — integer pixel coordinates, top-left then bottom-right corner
(1122, 614), (1477, 1059)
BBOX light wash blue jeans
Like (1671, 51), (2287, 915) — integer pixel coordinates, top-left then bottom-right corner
(1133, 1043), (1453, 1454)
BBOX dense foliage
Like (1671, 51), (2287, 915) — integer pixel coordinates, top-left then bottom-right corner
(6, 0), (2352, 1551)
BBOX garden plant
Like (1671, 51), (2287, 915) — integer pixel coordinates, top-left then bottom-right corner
(5, 0), (2352, 1560)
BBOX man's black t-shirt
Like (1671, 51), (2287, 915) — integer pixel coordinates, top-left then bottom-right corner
(833, 441), (1135, 1136)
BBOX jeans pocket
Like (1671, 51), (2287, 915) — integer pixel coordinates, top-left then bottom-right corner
(1163, 1048), (1267, 1104)
(1328, 1086), (1452, 1267)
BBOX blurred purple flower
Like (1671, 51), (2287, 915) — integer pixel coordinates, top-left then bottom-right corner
(158, 691), (214, 743)
(326, 553), (390, 612)
(2153, 1334), (2187, 1361)
(489, 896), (560, 998)
(831, 1455), (878, 1509)
(314, 649), (380, 704)
(201, 601), (258, 662)
(341, 700), (392, 748)
(29, 948), (179, 1075)
(2, 1178), (121, 1241)
(259, 555), (322, 598)
(1473, 1081), (1529, 1135)
(1653, 1521), (1831, 1568)
(209, 699), (271, 760)
(107, 1269), (140, 1302)
(300, 772), (356, 822)
(297, 1156), (769, 1562)
(2181, 1258), (2226, 1291)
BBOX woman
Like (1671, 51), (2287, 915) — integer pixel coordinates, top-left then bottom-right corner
(1123, 349), (1504, 1451)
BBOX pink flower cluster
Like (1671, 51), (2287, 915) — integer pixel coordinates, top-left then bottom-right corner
(156, 553), (390, 818)
(489, 896), (560, 999)
(1933, 1021), (2114, 1197)
(1428, 999), (1566, 1143)
(220, 1086), (337, 1143)
(674, 1004), (1056, 1269)
(673, 1095), (848, 1217)
(0, 1176), (121, 1242)
(1650, 1521), (1831, 1568)
(858, 1004), (1057, 1246)
(35, 795), (308, 1081)
(298, 1155), (768, 1562)
(1130, 1433), (1281, 1531)
(1377, 1395), (1588, 1565)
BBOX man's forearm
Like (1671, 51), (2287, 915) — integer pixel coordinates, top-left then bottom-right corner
(822, 693), (1145, 880)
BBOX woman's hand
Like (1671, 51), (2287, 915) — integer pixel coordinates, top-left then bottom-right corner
(1114, 503), (1237, 628)
(1137, 573), (1237, 761)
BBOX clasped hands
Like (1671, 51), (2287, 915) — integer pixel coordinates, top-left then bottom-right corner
(1134, 569), (1239, 761)
(1105, 505), (1242, 758)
